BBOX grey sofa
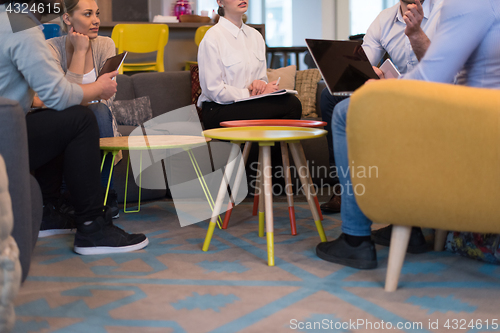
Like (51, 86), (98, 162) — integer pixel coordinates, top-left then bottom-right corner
(0, 98), (43, 283)
(112, 72), (331, 203)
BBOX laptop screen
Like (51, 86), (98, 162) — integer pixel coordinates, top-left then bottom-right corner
(306, 39), (379, 94)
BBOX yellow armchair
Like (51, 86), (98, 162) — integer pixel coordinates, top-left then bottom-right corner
(346, 80), (500, 291)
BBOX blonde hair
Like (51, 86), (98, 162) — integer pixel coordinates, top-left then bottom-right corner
(60, 0), (97, 32)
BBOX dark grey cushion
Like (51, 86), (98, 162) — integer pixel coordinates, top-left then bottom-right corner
(112, 96), (153, 126)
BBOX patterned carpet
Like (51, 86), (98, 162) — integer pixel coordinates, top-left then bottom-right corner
(14, 201), (500, 333)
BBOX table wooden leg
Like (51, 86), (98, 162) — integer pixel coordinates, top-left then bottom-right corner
(298, 144), (323, 221)
(223, 141), (252, 229)
(262, 145), (275, 266)
(289, 142), (327, 242)
(281, 142), (297, 235)
(258, 147), (265, 238)
(203, 144), (240, 252)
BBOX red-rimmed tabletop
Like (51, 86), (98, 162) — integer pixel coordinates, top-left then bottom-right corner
(220, 119), (327, 128)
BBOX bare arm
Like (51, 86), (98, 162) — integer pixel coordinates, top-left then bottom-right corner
(66, 27), (90, 75)
(79, 71), (118, 105)
(403, 0), (430, 61)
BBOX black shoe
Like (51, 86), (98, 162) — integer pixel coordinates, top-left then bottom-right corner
(371, 225), (428, 254)
(316, 234), (377, 269)
(39, 202), (76, 238)
(320, 193), (341, 214)
(73, 208), (148, 255)
(107, 189), (120, 219)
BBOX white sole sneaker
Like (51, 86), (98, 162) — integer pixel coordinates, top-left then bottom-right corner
(73, 238), (149, 255)
(39, 229), (75, 238)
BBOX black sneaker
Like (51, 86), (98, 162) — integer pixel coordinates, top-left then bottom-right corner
(39, 202), (76, 238)
(73, 208), (148, 255)
(316, 233), (377, 269)
(107, 189), (120, 219)
(371, 225), (428, 254)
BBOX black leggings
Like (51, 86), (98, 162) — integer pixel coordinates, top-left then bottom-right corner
(202, 94), (302, 129)
(26, 106), (103, 224)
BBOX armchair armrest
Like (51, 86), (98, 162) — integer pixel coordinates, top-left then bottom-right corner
(346, 80), (500, 233)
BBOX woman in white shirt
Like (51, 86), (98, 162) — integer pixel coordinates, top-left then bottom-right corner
(198, 0), (302, 129)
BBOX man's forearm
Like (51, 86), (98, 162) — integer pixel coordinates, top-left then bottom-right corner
(80, 82), (102, 105)
(408, 29), (431, 61)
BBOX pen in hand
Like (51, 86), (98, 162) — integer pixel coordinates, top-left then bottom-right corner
(276, 77), (281, 86)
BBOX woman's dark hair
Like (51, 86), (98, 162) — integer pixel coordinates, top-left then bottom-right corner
(217, 5), (224, 16)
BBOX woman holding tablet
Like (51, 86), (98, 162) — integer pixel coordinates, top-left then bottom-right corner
(36, 0), (121, 218)
(198, 0), (302, 130)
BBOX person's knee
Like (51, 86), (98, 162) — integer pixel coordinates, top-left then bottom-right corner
(332, 98), (350, 128)
(287, 95), (302, 119)
(66, 105), (99, 130)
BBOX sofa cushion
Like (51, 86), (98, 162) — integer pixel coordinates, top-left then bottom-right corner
(267, 65), (296, 90)
(115, 75), (136, 101)
(112, 96), (153, 126)
(296, 69), (322, 118)
(130, 72), (192, 118)
(190, 64), (203, 121)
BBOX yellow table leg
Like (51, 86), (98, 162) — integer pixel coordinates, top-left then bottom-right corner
(202, 144), (240, 252)
(186, 148), (223, 229)
(257, 147), (265, 238)
(262, 144), (275, 266)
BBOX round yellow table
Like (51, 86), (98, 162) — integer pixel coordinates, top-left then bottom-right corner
(100, 135), (210, 213)
(201, 126), (328, 266)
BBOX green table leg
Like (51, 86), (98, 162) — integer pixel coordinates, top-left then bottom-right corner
(124, 151), (142, 213)
(101, 150), (118, 206)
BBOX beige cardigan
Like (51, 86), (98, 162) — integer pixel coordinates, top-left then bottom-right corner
(47, 36), (120, 138)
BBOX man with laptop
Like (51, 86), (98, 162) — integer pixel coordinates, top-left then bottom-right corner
(315, 0), (500, 269)
(318, 0), (443, 215)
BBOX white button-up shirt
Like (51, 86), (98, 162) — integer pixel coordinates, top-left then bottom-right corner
(197, 17), (268, 106)
(362, 0), (443, 74)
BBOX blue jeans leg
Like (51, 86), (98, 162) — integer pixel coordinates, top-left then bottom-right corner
(320, 88), (348, 182)
(88, 103), (115, 190)
(332, 98), (372, 236)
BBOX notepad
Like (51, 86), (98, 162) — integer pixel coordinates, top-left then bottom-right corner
(235, 89), (298, 103)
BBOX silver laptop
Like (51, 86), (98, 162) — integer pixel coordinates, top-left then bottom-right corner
(306, 39), (379, 96)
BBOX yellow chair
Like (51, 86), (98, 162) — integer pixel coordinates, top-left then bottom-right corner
(111, 24), (169, 74)
(346, 80), (500, 291)
(185, 25), (212, 71)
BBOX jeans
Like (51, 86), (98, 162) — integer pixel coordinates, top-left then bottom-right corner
(332, 98), (372, 236)
(88, 103), (114, 190)
(320, 88), (348, 183)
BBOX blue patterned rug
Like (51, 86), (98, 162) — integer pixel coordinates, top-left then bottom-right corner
(14, 201), (500, 332)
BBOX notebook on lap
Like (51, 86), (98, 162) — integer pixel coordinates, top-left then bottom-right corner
(305, 39), (379, 96)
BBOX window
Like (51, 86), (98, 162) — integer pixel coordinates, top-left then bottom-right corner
(350, 0), (399, 36)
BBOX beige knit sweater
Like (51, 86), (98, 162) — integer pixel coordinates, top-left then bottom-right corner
(47, 35), (120, 137)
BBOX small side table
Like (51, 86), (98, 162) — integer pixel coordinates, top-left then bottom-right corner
(202, 126), (328, 266)
(219, 119), (327, 236)
(99, 135), (212, 214)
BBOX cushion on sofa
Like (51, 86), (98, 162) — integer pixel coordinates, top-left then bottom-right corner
(295, 69), (322, 118)
(112, 96), (153, 126)
(190, 64), (203, 121)
(267, 65), (296, 90)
